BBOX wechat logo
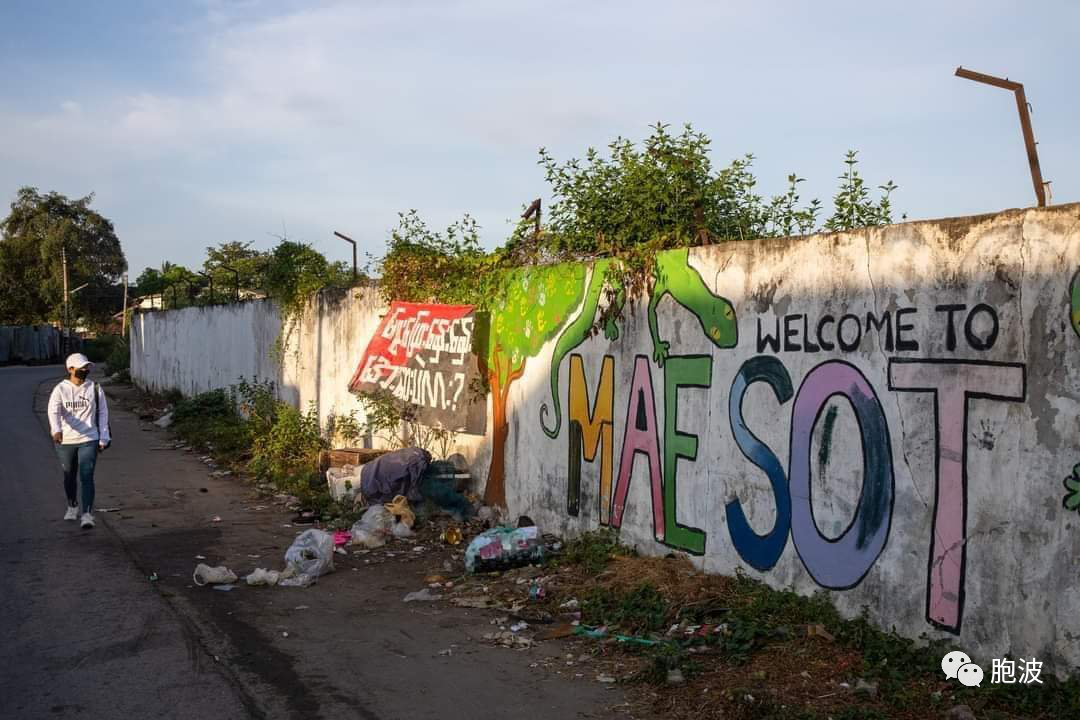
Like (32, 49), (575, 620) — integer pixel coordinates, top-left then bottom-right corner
(942, 650), (983, 687)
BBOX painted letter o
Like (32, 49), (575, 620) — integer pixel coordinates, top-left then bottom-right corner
(789, 360), (895, 589)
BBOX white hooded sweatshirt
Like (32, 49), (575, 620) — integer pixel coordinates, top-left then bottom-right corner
(48, 379), (111, 446)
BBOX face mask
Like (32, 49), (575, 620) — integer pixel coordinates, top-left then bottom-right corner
(74, 368), (89, 380)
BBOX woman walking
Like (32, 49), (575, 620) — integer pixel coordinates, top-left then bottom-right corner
(47, 353), (110, 529)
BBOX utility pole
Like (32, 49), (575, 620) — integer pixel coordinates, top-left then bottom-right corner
(61, 245), (69, 354)
(121, 273), (128, 336)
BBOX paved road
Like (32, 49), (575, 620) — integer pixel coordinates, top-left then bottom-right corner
(0, 366), (251, 719)
(1, 366), (621, 720)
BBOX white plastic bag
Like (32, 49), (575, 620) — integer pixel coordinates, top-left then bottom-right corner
(193, 564), (238, 586)
(279, 529), (335, 587)
(392, 521), (415, 539)
(245, 568), (281, 586)
(351, 506), (393, 548)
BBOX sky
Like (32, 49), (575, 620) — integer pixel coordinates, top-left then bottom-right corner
(0, 0), (1077, 278)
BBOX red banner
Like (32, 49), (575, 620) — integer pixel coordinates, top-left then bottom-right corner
(348, 301), (485, 434)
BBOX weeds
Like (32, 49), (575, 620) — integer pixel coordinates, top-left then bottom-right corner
(559, 528), (635, 574)
(582, 583), (670, 634)
(168, 379), (327, 505)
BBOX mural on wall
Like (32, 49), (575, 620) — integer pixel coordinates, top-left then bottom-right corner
(348, 301), (487, 433)
(482, 262), (595, 507)
(1064, 269), (1080, 513)
(541, 248), (739, 549)
(531, 247), (1033, 635)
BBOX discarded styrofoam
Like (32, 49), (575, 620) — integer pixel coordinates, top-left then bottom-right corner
(193, 563), (238, 586)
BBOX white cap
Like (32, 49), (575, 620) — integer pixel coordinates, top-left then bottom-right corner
(65, 353), (94, 369)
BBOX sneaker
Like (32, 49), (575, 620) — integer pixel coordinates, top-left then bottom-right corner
(80, 512), (95, 529)
(64, 506), (79, 521)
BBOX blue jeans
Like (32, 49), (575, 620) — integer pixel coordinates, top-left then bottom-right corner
(56, 441), (97, 514)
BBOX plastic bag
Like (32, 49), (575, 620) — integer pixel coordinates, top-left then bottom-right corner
(245, 568), (281, 586)
(279, 529), (335, 587)
(193, 564), (238, 586)
(465, 526), (544, 573)
(392, 521), (415, 539)
(351, 506), (393, 549)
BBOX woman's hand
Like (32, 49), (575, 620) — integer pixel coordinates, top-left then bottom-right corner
(52, 432), (62, 444)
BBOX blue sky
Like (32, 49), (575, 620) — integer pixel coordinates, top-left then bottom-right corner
(1, 1), (1077, 277)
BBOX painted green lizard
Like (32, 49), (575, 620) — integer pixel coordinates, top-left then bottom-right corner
(540, 247), (738, 439)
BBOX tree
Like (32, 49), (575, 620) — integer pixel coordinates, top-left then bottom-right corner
(203, 240), (270, 297)
(0, 187), (127, 325)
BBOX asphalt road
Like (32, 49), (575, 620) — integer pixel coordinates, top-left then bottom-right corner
(1, 365), (620, 720)
(0, 365), (250, 719)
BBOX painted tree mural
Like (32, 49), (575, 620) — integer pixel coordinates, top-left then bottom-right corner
(484, 263), (587, 507)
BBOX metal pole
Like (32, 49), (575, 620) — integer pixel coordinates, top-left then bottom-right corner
(955, 66), (1047, 207)
(522, 198), (541, 237)
(334, 231), (357, 281)
(121, 273), (128, 336)
(198, 271), (214, 305)
(222, 265), (240, 302)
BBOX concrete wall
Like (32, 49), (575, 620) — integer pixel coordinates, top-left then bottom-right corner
(130, 204), (1080, 673)
(0, 325), (64, 363)
(130, 300), (289, 401)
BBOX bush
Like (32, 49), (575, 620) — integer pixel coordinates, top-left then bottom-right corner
(249, 401), (327, 497)
(81, 334), (130, 373)
(106, 337), (129, 372)
(171, 389), (249, 459)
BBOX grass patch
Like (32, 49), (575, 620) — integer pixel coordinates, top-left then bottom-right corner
(550, 533), (1079, 720)
(582, 583), (670, 634)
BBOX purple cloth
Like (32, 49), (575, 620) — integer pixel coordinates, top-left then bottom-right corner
(360, 447), (431, 504)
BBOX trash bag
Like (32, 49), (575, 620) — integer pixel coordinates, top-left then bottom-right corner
(360, 447), (431, 504)
(279, 529), (335, 587)
(420, 473), (474, 520)
(245, 568), (281, 586)
(465, 525), (544, 573)
(193, 564), (238, 586)
(383, 494), (416, 528)
(351, 505), (393, 549)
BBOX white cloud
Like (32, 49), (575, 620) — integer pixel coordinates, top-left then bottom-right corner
(1, 0), (1077, 275)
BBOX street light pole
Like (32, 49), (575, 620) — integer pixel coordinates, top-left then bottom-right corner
(334, 231), (358, 281)
(197, 271), (214, 305)
(222, 266), (240, 302)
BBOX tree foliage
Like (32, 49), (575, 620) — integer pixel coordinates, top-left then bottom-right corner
(0, 187), (127, 325)
(370, 211), (487, 305)
(378, 123), (899, 308)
